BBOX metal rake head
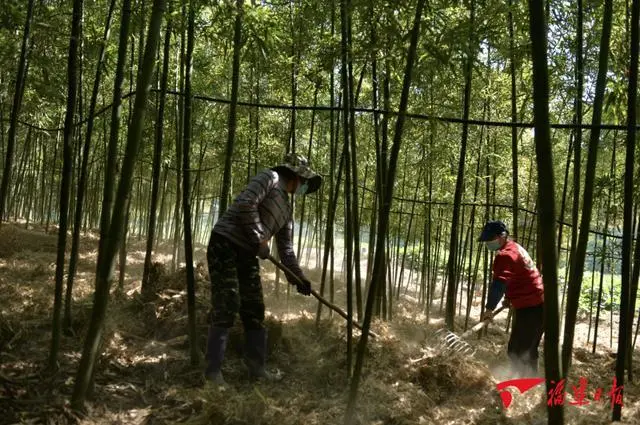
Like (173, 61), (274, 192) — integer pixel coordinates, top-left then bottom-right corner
(434, 328), (477, 356)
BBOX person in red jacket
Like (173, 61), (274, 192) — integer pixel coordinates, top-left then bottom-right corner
(479, 220), (544, 376)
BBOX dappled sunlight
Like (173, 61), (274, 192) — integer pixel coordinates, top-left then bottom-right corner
(428, 317), (445, 326)
(63, 351), (82, 361)
(125, 250), (149, 266)
(151, 252), (174, 264)
(77, 407), (152, 425)
(106, 332), (128, 353)
(78, 250), (98, 260)
(0, 358), (38, 373)
(267, 309), (315, 323)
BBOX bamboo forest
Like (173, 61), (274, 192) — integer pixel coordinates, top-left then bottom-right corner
(2, 0), (640, 423)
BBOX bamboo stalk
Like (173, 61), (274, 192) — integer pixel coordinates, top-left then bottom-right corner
(268, 255), (378, 339)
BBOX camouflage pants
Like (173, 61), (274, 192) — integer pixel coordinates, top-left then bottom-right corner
(207, 233), (265, 330)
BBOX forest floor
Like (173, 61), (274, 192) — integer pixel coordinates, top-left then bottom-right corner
(1, 223), (639, 425)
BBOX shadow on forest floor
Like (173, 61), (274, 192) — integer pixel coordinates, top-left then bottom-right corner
(0, 224), (639, 424)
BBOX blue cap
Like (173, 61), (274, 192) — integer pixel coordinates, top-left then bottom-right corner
(478, 220), (509, 242)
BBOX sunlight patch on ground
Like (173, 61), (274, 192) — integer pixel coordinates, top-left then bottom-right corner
(130, 353), (166, 365)
(63, 351), (82, 361)
(105, 332), (172, 366)
(1, 285), (41, 315)
(0, 359), (37, 372)
(267, 310), (314, 322)
(108, 332), (128, 352)
(124, 250), (185, 269)
(125, 250), (148, 265)
(152, 253), (174, 264)
(79, 407), (152, 425)
(79, 250), (98, 260)
(428, 317), (445, 326)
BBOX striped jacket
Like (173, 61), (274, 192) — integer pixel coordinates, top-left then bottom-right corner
(212, 169), (305, 280)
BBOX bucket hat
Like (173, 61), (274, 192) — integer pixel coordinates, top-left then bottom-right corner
(272, 153), (322, 194)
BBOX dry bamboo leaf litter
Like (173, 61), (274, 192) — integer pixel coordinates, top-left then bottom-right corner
(0, 226), (639, 424)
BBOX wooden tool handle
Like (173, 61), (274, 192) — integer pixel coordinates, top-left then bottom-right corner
(461, 304), (508, 338)
(267, 255), (378, 339)
(474, 304), (507, 331)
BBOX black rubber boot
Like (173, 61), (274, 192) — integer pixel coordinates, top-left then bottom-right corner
(244, 328), (280, 381)
(205, 326), (229, 385)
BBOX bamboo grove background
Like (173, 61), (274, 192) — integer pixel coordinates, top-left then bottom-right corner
(1, 0), (640, 422)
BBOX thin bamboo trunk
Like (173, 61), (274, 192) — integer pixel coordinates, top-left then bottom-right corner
(156, 164), (169, 244)
(557, 133), (575, 258)
(142, 14), (171, 298)
(49, 0), (82, 372)
(463, 127), (485, 328)
(398, 174), (421, 295)
(46, 126), (61, 232)
(0, 0), (35, 224)
(316, 0), (337, 323)
(171, 3), (185, 271)
(339, 0), (354, 372)
(182, 0), (199, 366)
(366, 0), (380, 301)
(39, 136), (47, 224)
(346, 22), (362, 322)
(297, 86), (319, 259)
(570, 0), (584, 284)
(317, 93), (343, 316)
(71, 0), (165, 409)
(562, 0), (613, 374)
(288, 0), (298, 152)
(445, 0), (474, 330)
(619, 0), (640, 397)
(94, 0), (130, 278)
(593, 144), (616, 353)
(64, 0), (116, 333)
(587, 228), (600, 347)
(345, 0), (425, 419)
(508, 0), (518, 239)
(528, 0), (564, 421)
(393, 164), (406, 290)
(10, 129), (31, 219)
(218, 0), (243, 216)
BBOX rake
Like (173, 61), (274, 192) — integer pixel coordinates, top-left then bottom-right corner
(266, 254), (379, 339)
(434, 303), (508, 356)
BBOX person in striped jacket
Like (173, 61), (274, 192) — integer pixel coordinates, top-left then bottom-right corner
(205, 153), (322, 384)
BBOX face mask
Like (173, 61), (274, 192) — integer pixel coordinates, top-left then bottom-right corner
(485, 239), (502, 251)
(295, 181), (309, 195)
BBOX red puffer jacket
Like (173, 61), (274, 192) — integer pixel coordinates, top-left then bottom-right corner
(493, 240), (544, 309)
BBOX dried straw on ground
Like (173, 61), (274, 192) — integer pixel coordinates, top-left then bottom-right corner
(1, 226), (639, 424)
